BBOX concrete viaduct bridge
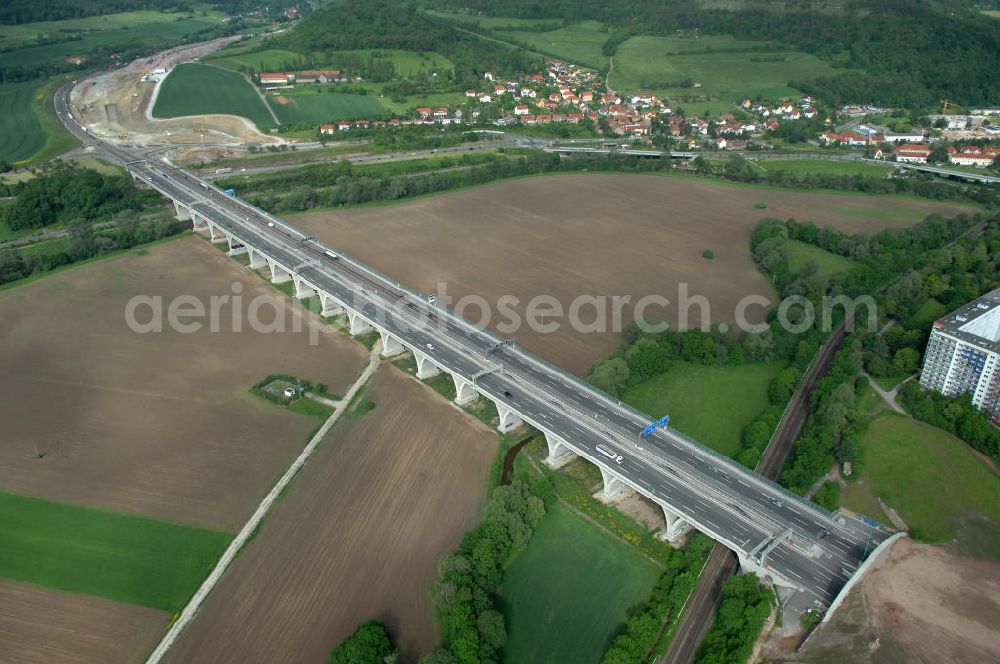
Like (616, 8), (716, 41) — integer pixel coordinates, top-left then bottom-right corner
(125, 155), (895, 617)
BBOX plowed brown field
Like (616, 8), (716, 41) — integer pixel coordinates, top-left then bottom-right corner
(0, 580), (166, 664)
(0, 236), (367, 530)
(293, 174), (975, 374)
(165, 364), (497, 663)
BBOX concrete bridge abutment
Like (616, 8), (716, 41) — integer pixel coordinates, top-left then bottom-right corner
(347, 310), (373, 335)
(227, 236), (247, 256)
(320, 294), (344, 317)
(543, 432), (577, 468)
(173, 200), (191, 221)
(294, 278), (316, 300)
(495, 403), (523, 433)
(452, 375), (478, 406)
(596, 466), (631, 503)
(413, 351), (440, 379)
(659, 505), (692, 543)
(269, 262), (292, 284)
(376, 328), (405, 358)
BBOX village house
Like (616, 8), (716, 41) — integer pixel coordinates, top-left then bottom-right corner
(260, 72), (294, 86)
(297, 70), (343, 83)
(320, 123), (336, 135)
(948, 145), (1000, 167)
(894, 143), (932, 164)
(513, 105), (530, 116)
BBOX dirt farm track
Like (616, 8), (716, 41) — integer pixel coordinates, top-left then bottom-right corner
(165, 364), (497, 664)
(294, 174), (976, 375)
(0, 237), (367, 531)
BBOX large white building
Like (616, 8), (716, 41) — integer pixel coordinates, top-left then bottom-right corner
(919, 288), (1000, 424)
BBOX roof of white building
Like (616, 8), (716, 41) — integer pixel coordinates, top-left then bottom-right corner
(935, 287), (1000, 352)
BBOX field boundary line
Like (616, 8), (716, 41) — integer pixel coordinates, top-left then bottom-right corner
(143, 345), (382, 664)
(199, 62), (282, 126)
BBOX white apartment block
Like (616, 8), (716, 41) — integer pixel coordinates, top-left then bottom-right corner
(919, 287), (1000, 423)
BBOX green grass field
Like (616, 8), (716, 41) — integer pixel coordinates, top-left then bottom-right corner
(209, 46), (452, 77)
(267, 91), (388, 124)
(367, 84), (467, 114)
(610, 35), (843, 105)
(153, 63), (276, 128)
(759, 159), (892, 177)
(0, 9), (222, 51)
(500, 503), (660, 664)
(0, 491), (231, 612)
(426, 10), (559, 30)
(621, 361), (785, 457)
(505, 20), (611, 69)
(0, 16), (220, 68)
(840, 415), (1000, 541)
(206, 47), (309, 72)
(786, 239), (854, 282)
(910, 298), (948, 327)
(0, 79), (47, 163)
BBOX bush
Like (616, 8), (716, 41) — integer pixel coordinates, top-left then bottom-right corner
(328, 620), (395, 664)
(702, 249), (715, 260)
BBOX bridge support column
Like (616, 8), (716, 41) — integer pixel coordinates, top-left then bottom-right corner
(543, 432), (576, 468)
(377, 328), (405, 358)
(452, 375), (478, 406)
(413, 351), (440, 379)
(659, 505), (692, 543)
(347, 310), (372, 335)
(294, 278), (315, 300)
(321, 294), (344, 317)
(191, 212), (209, 232)
(173, 201), (191, 221)
(596, 466), (630, 503)
(269, 262), (291, 284)
(227, 237), (247, 256)
(495, 403), (523, 433)
(248, 249), (267, 270)
(210, 224), (227, 243)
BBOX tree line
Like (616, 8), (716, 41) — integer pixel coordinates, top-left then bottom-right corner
(693, 574), (774, 664)
(1, 162), (161, 231)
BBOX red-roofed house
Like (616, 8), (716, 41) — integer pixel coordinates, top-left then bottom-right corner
(320, 123), (336, 135)
(948, 146), (1000, 167)
(260, 72), (294, 86)
(514, 105), (530, 116)
(894, 143), (931, 164)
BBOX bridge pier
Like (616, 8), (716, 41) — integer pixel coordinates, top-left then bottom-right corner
(659, 505), (692, 543)
(377, 328), (405, 358)
(227, 237), (247, 256)
(320, 294), (344, 317)
(173, 200), (191, 221)
(248, 248), (267, 270)
(596, 466), (631, 503)
(269, 262), (291, 284)
(543, 432), (577, 469)
(413, 351), (440, 379)
(191, 212), (209, 232)
(209, 224), (227, 243)
(294, 278), (316, 300)
(495, 403), (523, 433)
(347, 310), (373, 335)
(452, 374), (478, 406)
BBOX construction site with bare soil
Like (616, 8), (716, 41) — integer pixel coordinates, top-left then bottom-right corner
(69, 36), (283, 150)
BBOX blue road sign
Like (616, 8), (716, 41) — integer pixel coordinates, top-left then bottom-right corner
(642, 424), (657, 437)
(658, 415), (670, 427)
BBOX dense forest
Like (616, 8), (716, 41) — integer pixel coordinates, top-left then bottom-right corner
(427, 0), (1000, 110)
(0, 0), (190, 24)
(271, 0), (540, 89)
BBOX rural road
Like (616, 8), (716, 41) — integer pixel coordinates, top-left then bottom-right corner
(143, 344), (383, 664)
